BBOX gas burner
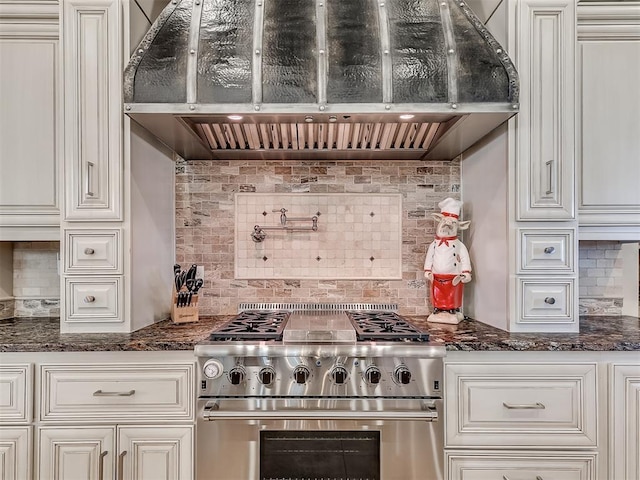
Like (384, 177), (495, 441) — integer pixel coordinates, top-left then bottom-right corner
(346, 311), (429, 342)
(209, 311), (290, 341)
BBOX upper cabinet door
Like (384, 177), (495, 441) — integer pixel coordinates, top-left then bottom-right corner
(0, 0), (61, 237)
(62, 0), (122, 221)
(514, 0), (576, 220)
(577, 2), (640, 230)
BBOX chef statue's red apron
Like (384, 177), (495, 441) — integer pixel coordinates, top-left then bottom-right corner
(423, 198), (472, 324)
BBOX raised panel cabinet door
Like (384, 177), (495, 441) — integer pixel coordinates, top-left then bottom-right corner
(0, 364), (32, 424)
(610, 363), (640, 480)
(62, 0), (122, 221)
(446, 452), (596, 480)
(0, 427), (31, 480)
(577, 3), (640, 227)
(0, 5), (61, 232)
(117, 426), (193, 480)
(514, 0), (575, 220)
(37, 426), (115, 480)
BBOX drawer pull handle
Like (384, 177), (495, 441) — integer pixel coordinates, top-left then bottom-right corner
(543, 246), (555, 254)
(99, 451), (108, 480)
(84, 247), (95, 255)
(503, 402), (546, 409)
(504, 477), (543, 480)
(118, 450), (127, 480)
(86, 161), (95, 197)
(84, 295), (96, 303)
(93, 389), (136, 397)
(544, 297), (556, 305)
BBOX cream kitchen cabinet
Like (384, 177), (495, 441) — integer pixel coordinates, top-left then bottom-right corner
(59, 0), (175, 333)
(461, 0), (578, 333)
(577, 1), (640, 240)
(37, 425), (193, 480)
(444, 353), (600, 480)
(35, 355), (195, 480)
(0, 364), (33, 480)
(609, 363), (640, 480)
(0, 0), (61, 241)
(447, 451), (597, 480)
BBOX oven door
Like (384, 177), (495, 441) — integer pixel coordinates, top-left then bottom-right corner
(196, 398), (444, 480)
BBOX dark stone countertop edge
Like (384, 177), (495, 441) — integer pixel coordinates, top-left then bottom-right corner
(1, 315), (639, 353)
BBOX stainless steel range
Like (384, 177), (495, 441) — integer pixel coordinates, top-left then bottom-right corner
(195, 303), (445, 480)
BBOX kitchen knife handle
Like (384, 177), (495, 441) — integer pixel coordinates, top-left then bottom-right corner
(98, 450), (108, 480)
(86, 161), (95, 197)
(117, 450), (127, 480)
(93, 389), (136, 397)
(502, 402), (545, 409)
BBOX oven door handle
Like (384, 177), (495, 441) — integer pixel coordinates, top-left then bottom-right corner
(202, 401), (439, 422)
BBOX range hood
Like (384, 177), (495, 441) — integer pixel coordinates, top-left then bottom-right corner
(123, 0), (519, 160)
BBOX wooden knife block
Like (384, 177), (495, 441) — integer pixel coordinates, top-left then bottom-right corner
(171, 287), (199, 324)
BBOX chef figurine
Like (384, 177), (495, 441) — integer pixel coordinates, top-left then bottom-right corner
(423, 197), (472, 324)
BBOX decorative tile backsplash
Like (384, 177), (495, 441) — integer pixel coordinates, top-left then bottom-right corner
(175, 159), (461, 315)
(578, 240), (625, 315)
(235, 193), (403, 280)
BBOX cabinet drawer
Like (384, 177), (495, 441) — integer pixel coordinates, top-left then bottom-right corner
(0, 364), (31, 423)
(65, 229), (121, 273)
(445, 363), (597, 447)
(519, 279), (574, 324)
(447, 452), (596, 480)
(65, 277), (122, 322)
(40, 363), (194, 422)
(519, 229), (574, 273)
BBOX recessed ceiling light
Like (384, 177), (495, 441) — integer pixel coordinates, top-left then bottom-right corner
(227, 115), (243, 121)
(399, 114), (415, 120)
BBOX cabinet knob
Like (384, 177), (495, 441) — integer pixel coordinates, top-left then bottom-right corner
(84, 247), (95, 255)
(84, 295), (96, 303)
(544, 297), (556, 305)
(543, 246), (555, 254)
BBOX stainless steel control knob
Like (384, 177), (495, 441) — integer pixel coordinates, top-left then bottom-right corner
(228, 365), (246, 385)
(258, 366), (276, 385)
(394, 365), (411, 385)
(331, 366), (348, 384)
(293, 365), (310, 384)
(364, 365), (382, 385)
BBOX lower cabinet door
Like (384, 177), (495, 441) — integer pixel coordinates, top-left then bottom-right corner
(0, 427), (31, 480)
(118, 426), (193, 480)
(38, 426), (115, 480)
(446, 452), (596, 480)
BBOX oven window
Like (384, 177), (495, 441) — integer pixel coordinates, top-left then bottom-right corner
(260, 430), (380, 480)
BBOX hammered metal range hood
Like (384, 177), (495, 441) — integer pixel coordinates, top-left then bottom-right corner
(123, 0), (519, 160)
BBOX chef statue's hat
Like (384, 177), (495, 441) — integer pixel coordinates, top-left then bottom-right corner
(438, 197), (462, 219)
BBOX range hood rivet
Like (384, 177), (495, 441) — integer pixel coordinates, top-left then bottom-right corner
(448, 48), (454, 54)
(385, 104), (391, 110)
(255, 49), (260, 55)
(513, 104), (519, 109)
(254, 105), (261, 111)
(125, 105), (131, 111)
(319, 105), (326, 111)
(496, 48), (503, 54)
(384, 50), (389, 55)
(190, 105), (196, 110)
(190, 49), (195, 54)
(451, 103), (458, 109)
(319, 50), (325, 55)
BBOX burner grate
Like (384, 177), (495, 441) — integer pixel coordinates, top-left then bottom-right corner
(209, 311), (290, 341)
(346, 311), (429, 342)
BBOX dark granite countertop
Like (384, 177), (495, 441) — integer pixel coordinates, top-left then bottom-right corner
(1, 315), (639, 353)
